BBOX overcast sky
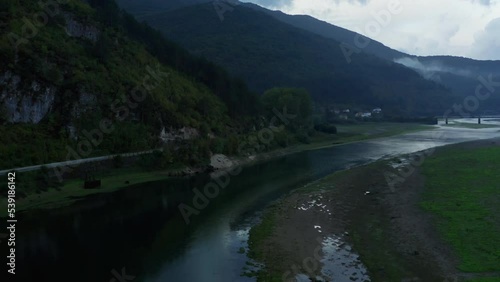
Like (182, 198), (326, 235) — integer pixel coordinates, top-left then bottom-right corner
(244, 0), (500, 60)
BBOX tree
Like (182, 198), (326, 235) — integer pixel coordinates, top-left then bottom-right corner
(92, 32), (112, 63)
(261, 87), (313, 133)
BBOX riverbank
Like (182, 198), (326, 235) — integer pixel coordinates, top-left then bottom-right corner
(233, 123), (434, 166)
(0, 168), (172, 217)
(0, 122), (433, 218)
(247, 138), (500, 281)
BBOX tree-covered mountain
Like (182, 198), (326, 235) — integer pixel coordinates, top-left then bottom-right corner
(0, 0), (260, 168)
(245, 3), (500, 74)
(243, 2), (406, 61)
(243, 2), (500, 112)
(121, 2), (455, 116)
(117, 0), (500, 114)
(115, 0), (207, 20)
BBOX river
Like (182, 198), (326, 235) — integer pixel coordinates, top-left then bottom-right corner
(12, 123), (500, 282)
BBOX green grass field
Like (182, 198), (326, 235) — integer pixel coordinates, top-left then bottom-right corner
(466, 278), (500, 282)
(0, 168), (170, 217)
(421, 146), (500, 273)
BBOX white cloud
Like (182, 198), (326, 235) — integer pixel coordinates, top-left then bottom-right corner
(245, 0), (500, 60)
(469, 17), (500, 60)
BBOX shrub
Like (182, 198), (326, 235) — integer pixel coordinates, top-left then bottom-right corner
(112, 155), (123, 168)
(314, 123), (337, 134)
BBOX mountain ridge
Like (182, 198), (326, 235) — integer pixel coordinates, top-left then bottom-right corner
(122, 1), (462, 116)
(116, 0), (500, 114)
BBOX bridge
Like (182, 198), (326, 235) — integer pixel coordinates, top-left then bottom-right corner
(440, 116), (500, 125)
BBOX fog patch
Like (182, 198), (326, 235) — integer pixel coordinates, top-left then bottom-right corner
(394, 57), (473, 82)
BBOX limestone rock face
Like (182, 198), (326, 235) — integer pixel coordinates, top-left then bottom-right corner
(0, 12), (101, 125)
(210, 154), (234, 170)
(159, 127), (200, 143)
(0, 71), (56, 124)
(63, 13), (100, 42)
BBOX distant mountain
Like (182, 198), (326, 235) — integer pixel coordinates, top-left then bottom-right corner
(119, 0), (500, 80)
(243, 3), (406, 61)
(122, 0), (500, 114)
(415, 56), (500, 77)
(243, 2), (500, 111)
(245, 3), (500, 71)
(115, 0), (207, 20)
(117, 1), (458, 116)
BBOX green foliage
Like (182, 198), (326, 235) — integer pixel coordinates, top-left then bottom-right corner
(0, 0), (260, 169)
(421, 147), (500, 272)
(0, 104), (7, 124)
(137, 150), (164, 169)
(247, 206), (284, 281)
(0, 125), (68, 169)
(314, 123), (337, 134)
(209, 137), (226, 154)
(0, 168), (62, 197)
(169, 140), (203, 165)
(225, 135), (239, 155)
(135, 3), (457, 116)
(112, 155), (123, 168)
(91, 31), (112, 63)
(137, 139), (212, 169)
(273, 130), (290, 148)
(261, 88), (313, 143)
(86, 0), (261, 117)
(465, 278), (500, 282)
(294, 131), (310, 144)
(37, 166), (50, 189)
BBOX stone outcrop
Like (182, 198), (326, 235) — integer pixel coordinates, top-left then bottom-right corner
(0, 71), (55, 124)
(159, 127), (199, 143)
(63, 13), (99, 42)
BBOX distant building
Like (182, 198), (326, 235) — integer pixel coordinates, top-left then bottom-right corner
(372, 108), (382, 114)
(356, 112), (372, 118)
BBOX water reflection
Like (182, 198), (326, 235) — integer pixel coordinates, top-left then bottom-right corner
(321, 234), (370, 282)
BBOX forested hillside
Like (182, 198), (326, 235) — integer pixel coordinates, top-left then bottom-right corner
(0, 0), (259, 168)
(122, 2), (456, 116)
(244, 2), (500, 113)
(115, 0), (207, 20)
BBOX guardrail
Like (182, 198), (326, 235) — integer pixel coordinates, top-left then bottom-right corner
(0, 149), (161, 176)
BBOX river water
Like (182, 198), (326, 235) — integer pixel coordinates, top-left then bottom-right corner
(12, 123), (500, 282)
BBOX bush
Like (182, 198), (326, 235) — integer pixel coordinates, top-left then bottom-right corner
(295, 131), (310, 144)
(225, 135), (239, 155)
(314, 123), (337, 134)
(274, 130), (289, 148)
(138, 151), (163, 169)
(112, 155), (123, 168)
(210, 138), (225, 154)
